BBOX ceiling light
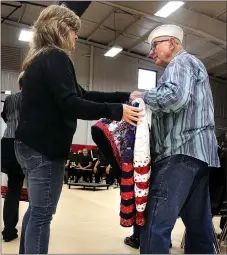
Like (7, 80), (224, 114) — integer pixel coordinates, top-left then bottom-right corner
(19, 29), (33, 42)
(154, 1), (184, 18)
(104, 46), (123, 57)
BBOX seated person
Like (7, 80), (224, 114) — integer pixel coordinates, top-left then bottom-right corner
(105, 164), (112, 185)
(77, 150), (82, 156)
(93, 153), (106, 183)
(91, 148), (99, 159)
(78, 148), (93, 183)
(93, 152), (108, 183)
(64, 149), (73, 184)
(69, 151), (80, 182)
(64, 159), (70, 184)
(70, 152), (79, 167)
(93, 153), (112, 184)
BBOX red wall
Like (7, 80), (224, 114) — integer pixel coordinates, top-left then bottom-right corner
(71, 144), (97, 153)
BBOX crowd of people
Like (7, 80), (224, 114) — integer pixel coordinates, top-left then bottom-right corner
(64, 148), (114, 185)
(1, 3), (226, 255)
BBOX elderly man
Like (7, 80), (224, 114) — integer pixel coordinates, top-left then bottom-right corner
(130, 24), (220, 254)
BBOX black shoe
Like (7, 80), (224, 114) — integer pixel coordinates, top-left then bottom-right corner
(3, 233), (18, 242)
(124, 235), (140, 249)
(124, 235), (172, 250)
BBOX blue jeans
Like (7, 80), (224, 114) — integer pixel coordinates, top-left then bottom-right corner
(14, 140), (65, 254)
(140, 154), (214, 254)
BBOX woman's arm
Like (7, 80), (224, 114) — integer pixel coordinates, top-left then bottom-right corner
(79, 86), (130, 104)
(45, 50), (123, 121)
(45, 49), (142, 126)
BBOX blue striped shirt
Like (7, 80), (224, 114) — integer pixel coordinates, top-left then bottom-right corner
(142, 50), (220, 167)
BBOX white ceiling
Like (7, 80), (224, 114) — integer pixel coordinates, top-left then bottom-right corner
(1, 1), (227, 80)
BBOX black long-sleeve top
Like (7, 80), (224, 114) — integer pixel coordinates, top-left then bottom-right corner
(15, 49), (129, 160)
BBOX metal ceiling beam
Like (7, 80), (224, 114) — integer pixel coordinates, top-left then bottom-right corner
(1, 17), (30, 26)
(207, 58), (227, 71)
(199, 47), (224, 61)
(215, 69), (227, 77)
(127, 29), (152, 52)
(1, 3), (20, 8)
(17, 1), (47, 8)
(102, 2), (227, 47)
(108, 16), (140, 47)
(78, 37), (157, 65)
(2, 19), (226, 84)
(183, 34), (208, 56)
(2, 19), (155, 65)
(213, 10), (227, 19)
(209, 76), (227, 85)
(18, 3), (27, 24)
(86, 8), (116, 41)
(1, 3), (22, 24)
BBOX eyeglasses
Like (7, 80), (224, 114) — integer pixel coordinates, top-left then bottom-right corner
(150, 39), (170, 51)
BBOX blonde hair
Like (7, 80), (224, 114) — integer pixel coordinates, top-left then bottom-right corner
(22, 5), (81, 71)
(18, 71), (24, 89)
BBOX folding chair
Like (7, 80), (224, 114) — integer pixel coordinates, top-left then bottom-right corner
(180, 224), (222, 254)
(218, 201), (227, 247)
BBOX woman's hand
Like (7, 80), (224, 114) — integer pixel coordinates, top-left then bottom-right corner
(122, 104), (143, 127)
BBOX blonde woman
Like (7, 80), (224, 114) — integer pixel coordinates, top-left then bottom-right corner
(14, 4), (142, 254)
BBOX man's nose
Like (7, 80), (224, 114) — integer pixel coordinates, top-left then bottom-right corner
(149, 49), (155, 58)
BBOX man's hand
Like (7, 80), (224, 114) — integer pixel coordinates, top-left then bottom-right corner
(129, 91), (143, 102)
(94, 167), (97, 173)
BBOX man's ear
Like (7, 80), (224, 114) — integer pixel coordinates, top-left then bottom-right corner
(169, 38), (178, 50)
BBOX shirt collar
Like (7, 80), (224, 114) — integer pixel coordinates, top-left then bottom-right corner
(169, 50), (186, 65)
(174, 49), (186, 58)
